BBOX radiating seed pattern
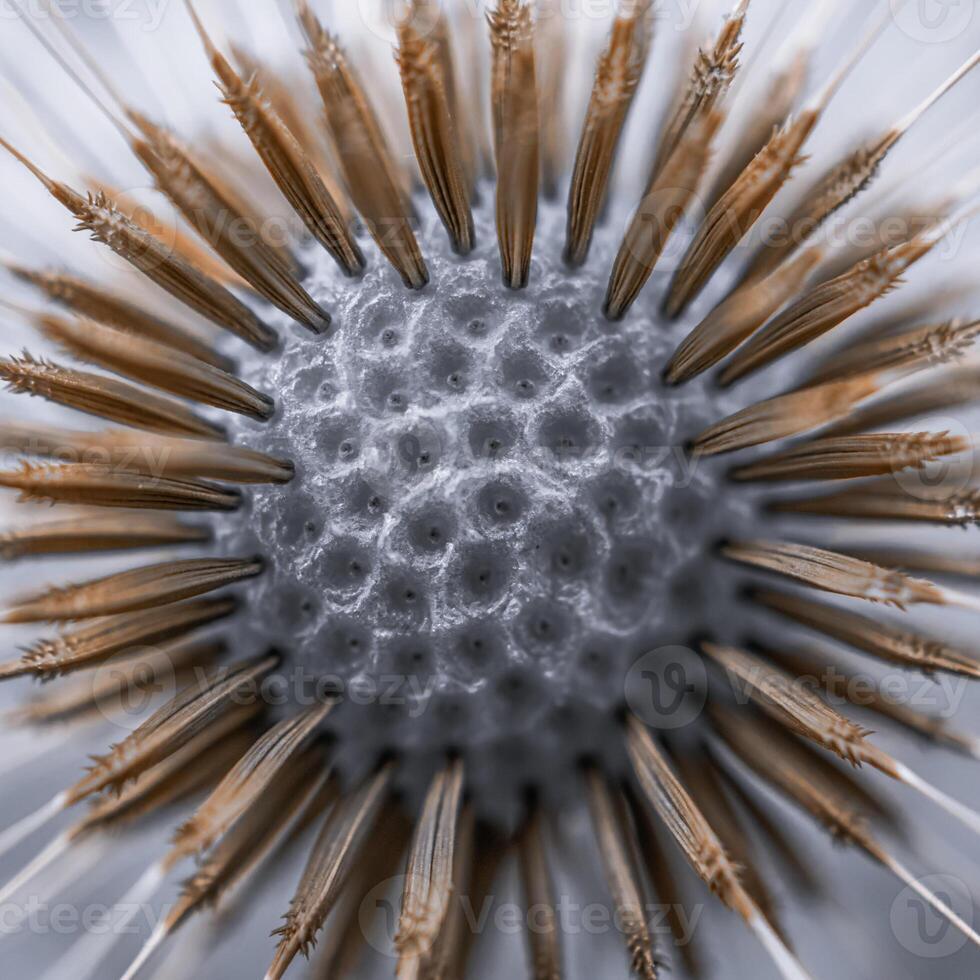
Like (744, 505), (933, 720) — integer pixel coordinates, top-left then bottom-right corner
(0, 3), (978, 980)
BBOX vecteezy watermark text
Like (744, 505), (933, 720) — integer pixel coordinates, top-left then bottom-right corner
(0, 0), (170, 32)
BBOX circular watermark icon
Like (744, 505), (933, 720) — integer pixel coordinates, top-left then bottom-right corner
(890, 414), (974, 502)
(90, 647), (179, 732)
(359, 874), (412, 959)
(625, 645), (707, 730)
(891, 0), (976, 43)
(353, 0), (442, 44)
(621, 186), (709, 276)
(891, 873), (974, 958)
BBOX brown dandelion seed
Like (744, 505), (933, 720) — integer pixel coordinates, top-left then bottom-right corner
(710, 764), (823, 898)
(820, 367), (980, 438)
(670, 742), (786, 941)
(718, 228), (946, 386)
(171, 701), (333, 860)
(804, 316), (980, 386)
(770, 480), (980, 527)
(78, 727), (256, 839)
(5, 556), (264, 623)
(664, 111), (821, 318)
(664, 245), (824, 383)
(564, 1), (652, 268)
(0, 596), (236, 681)
(126, 113), (335, 334)
(731, 431), (967, 483)
(625, 717), (812, 978)
(536, 0), (567, 201)
(517, 806), (562, 980)
(651, 0), (749, 181)
(0, 512), (209, 560)
(5, 638), (225, 727)
(703, 642), (899, 773)
(184, 0), (364, 284)
(172, 749), (327, 916)
(229, 42), (353, 227)
(752, 588), (980, 679)
(295, 0), (426, 288)
(743, 47), (980, 285)
(765, 644), (980, 762)
(120, 751), (329, 980)
(0, 352), (225, 439)
(397, 9), (475, 255)
(3, 260), (229, 369)
(0, 463), (241, 512)
(64, 656), (276, 803)
(37, 314), (275, 421)
(711, 707), (980, 947)
(15, 7), (332, 334)
(693, 373), (882, 455)
(415, 802), (476, 980)
(624, 785), (705, 978)
(720, 540), (952, 609)
(395, 757), (466, 979)
(846, 549), (980, 580)
(604, 110), (724, 320)
(94, 173), (256, 292)
(0, 422), (292, 485)
(489, 0), (541, 289)
(266, 764), (393, 980)
(703, 37), (807, 213)
(627, 718), (751, 916)
(0, 725), (253, 909)
(417, 0), (481, 196)
(311, 805), (413, 978)
(585, 768), (659, 980)
(601, 0), (753, 319)
(664, 3), (919, 319)
(0, 134), (278, 351)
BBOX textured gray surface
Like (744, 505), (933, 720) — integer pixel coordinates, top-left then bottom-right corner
(218, 189), (753, 825)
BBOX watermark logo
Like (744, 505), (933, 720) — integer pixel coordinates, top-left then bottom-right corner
(0, 0), (170, 32)
(891, 414), (974, 502)
(891, 874), (974, 958)
(625, 645), (707, 730)
(892, 0), (975, 43)
(90, 649), (178, 732)
(358, 875), (706, 954)
(354, 0), (440, 44)
(620, 185), (707, 276)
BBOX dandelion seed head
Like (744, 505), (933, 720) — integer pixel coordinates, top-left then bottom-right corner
(1, 2), (980, 977)
(218, 189), (753, 817)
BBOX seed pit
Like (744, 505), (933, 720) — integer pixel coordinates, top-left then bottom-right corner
(320, 539), (373, 595)
(377, 569), (429, 628)
(516, 599), (573, 653)
(605, 540), (656, 603)
(451, 621), (510, 681)
(499, 348), (548, 401)
(538, 408), (598, 459)
(613, 412), (668, 466)
(586, 351), (642, 404)
(477, 480), (528, 527)
(590, 472), (640, 521)
(317, 617), (372, 669)
(457, 541), (514, 604)
(341, 477), (388, 522)
(532, 520), (591, 578)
